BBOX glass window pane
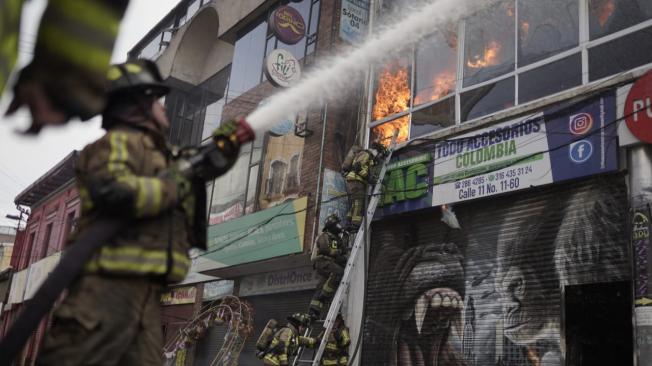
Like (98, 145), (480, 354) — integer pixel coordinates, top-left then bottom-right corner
(208, 146), (251, 225)
(461, 77), (515, 121)
(464, 0), (516, 86)
(410, 97), (455, 138)
(518, 0), (579, 66)
(372, 58), (412, 121)
(310, 0), (321, 35)
(589, 26), (652, 81)
(202, 98), (225, 141)
(228, 22), (267, 99)
(246, 165), (260, 214)
(589, 0), (652, 40)
(519, 54), (582, 103)
(371, 116), (409, 146)
(414, 27), (457, 106)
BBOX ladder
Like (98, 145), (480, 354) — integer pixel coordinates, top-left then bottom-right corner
(296, 135), (397, 366)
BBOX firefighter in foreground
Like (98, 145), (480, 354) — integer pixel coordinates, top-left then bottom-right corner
(309, 214), (347, 320)
(317, 314), (350, 366)
(36, 60), (250, 365)
(2, 0), (131, 133)
(342, 142), (388, 232)
(262, 313), (317, 366)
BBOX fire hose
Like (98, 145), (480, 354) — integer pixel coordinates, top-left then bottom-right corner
(0, 119), (255, 366)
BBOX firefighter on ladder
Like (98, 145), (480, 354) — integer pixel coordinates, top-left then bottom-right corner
(2, 0), (131, 133)
(36, 60), (250, 365)
(342, 142), (389, 232)
(263, 313), (317, 366)
(309, 214), (347, 321)
(317, 314), (350, 366)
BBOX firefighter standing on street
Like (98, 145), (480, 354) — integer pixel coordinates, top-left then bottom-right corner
(317, 314), (350, 366)
(343, 142), (388, 231)
(36, 60), (248, 365)
(2, 0), (131, 133)
(309, 214), (347, 321)
(263, 313), (317, 366)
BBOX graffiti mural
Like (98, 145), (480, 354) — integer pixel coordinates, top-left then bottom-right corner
(363, 174), (629, 366)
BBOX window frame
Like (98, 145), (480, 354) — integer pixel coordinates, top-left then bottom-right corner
(368, 0), (652, 142)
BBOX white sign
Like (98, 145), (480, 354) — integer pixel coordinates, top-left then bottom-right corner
(636, 307), (652, 327)
(432, 114), (552, 205)
(239, 266), (318, 297)
(202, 280), (234, 301)
(339, 0), (370, 44)
(24, 252), (61, 300)
(7, 269), (28, 304)
(264, 49), (301, 88)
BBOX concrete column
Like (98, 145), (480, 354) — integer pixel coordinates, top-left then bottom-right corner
(629, 145), (652, 366)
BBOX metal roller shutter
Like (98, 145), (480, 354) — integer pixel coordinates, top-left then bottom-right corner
(239, 290), (314, 365)
(193, 313), (228, 366)
(363, 174), (630, 366)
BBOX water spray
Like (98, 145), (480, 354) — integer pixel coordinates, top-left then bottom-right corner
(243, 0), (495, 133)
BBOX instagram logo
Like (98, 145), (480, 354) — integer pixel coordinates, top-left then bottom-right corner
(569, 113), (593, 135)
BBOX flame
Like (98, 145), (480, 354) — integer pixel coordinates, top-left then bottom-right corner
(415, 70), (455, 105)
(373, 64), (411, 120)
(371, 62), (411, 146)
(372, 116), (409, 147)
(592, 0), (616, 27)
(467, 41), (501, 69)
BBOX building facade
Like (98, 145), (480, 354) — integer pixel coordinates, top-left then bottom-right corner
(0, 152), (80, 366)
(130, 0), (652, 365)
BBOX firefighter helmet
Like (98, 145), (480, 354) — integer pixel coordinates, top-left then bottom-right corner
(105, 59), (169, 98)
(287, 313), (311, 327)
(370, 142), (389, 159)
(323, 214), (343, 234)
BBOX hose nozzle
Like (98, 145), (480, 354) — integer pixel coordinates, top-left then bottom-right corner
(235, 117), (255, 144)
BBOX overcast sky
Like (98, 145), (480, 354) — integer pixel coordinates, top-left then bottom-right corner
(0, 0), (180, 227)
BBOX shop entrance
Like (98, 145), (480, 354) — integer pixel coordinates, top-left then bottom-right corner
(564, 281), (633, 366)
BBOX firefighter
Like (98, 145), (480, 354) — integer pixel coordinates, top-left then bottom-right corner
(318, 314), (351, 366)
(309, 214), (347, 320)
(343, 142), (388, 231)
(263, 313), (317, 366)
(36, 60), (247, 366)
(2, 0), (130, 133)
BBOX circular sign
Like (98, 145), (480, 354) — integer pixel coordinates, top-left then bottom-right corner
(269, 5), (306, 45)
(264, 49), (301, 88)
(625, 70), (652, 144)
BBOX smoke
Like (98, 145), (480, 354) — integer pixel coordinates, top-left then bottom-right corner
(246, 0), (497, 131)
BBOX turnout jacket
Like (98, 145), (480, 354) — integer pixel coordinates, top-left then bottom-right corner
(264, 324), (316, 366)
(76, 124), (206, 283)
(315, 231), (346, 265)
(345, 150), (375, 184)
(318, 325), (351, 365)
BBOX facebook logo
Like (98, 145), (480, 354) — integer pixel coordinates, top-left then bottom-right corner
(569, 140), (593, 163)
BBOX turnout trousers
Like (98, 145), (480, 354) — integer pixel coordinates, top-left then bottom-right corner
(309, 258), (345, 318)
(37, 275), (163, 366)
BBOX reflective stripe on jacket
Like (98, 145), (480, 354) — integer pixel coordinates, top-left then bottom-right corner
(265, 324), (316, 365)
(77, 125), (201, 283)
(345, 150), (374, 183)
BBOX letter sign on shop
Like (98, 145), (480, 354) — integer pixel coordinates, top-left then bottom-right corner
(265, 49), (302, 88)
(625, 70), (652, 144)
(269, 5), (306, 45)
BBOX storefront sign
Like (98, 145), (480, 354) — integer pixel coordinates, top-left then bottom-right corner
(339, 0), (370, 44)
(7, 269), (28, 304)
(202, 280), (234, 301)
(432, 92), (617, 205)
(24, 252), (61, 300)
(161, 286), (197, 306)
(203, 197), (307, 269)
(625, 70), (652, 144)
(377, 153), (433, 217)
(269, 5), (306, 45)
(239, 266), (318, 297)
(265, 49), (301, 88)
(633, 208), (652, 306)
(319, 169), (349, 231)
